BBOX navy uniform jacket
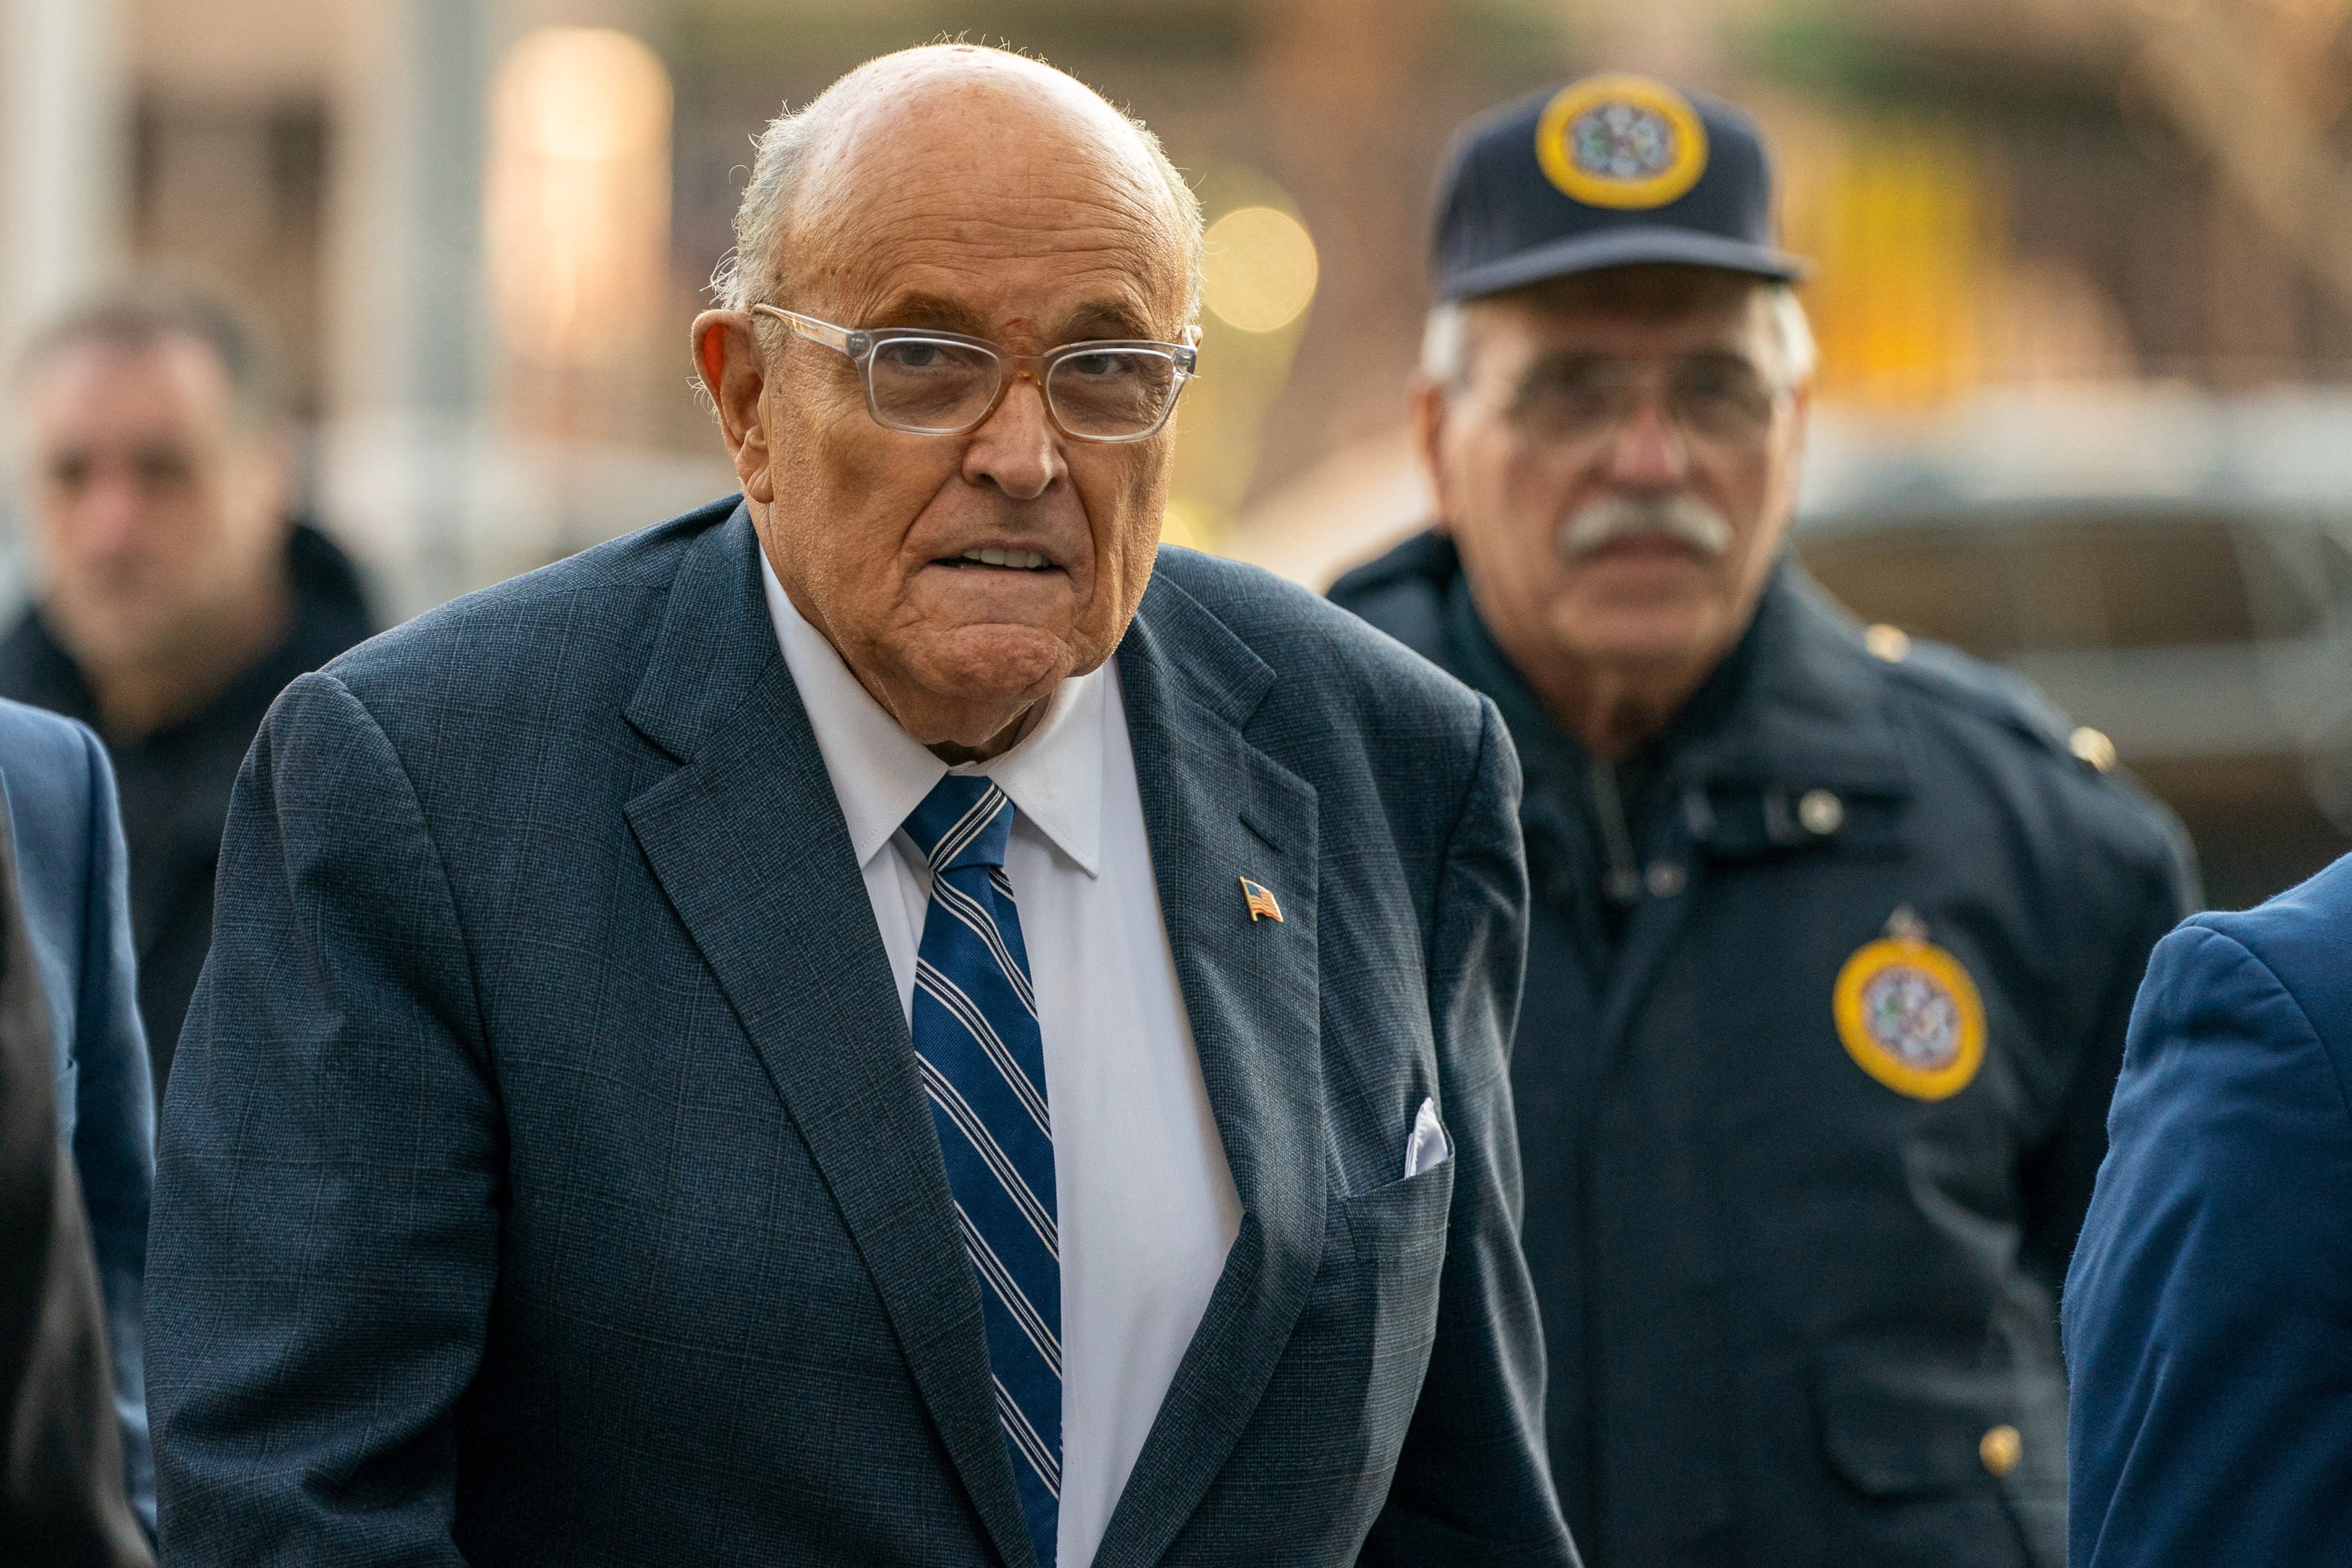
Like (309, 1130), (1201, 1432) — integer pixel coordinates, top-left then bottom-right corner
(146, 501), (1575, 1567)
(1333, 534), (2192, 1568)
(2064, 852), (2352, 1565)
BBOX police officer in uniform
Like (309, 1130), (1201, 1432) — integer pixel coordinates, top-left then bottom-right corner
(1331, 78), (2195, 1568)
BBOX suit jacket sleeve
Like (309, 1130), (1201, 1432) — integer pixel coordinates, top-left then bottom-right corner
(65, 721), (157, 1534)
(2061, 918), (2352, 1567)
(147, 673), (497, 1566)
(1361, 697), (1579, 1567)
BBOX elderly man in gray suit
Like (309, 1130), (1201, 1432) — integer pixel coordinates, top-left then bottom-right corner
(146, 44), (1575, 1568)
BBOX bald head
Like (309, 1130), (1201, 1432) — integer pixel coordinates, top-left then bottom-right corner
(718, 45), (1201, 326)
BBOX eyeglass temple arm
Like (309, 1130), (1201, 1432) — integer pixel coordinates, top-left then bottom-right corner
(751, 304), (865, 357)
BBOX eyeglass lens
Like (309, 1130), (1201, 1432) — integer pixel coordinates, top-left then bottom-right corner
(1508, 355), (1776, 449)
(867, 338), (1181, 438)
(868, 339), (1001, 430)
(1046, 348), (1181, 439)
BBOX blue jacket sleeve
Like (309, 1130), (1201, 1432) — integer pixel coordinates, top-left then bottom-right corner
(67, 723), (157, 1535)
(2063, 915), (2352, 1566)
(146, 673), (497, 1566)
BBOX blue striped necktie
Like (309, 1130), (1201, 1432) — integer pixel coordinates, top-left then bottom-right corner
(905, 776), (1060, 1567)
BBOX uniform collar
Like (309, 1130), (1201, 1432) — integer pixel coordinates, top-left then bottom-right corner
(761, 550), (1105, 877)
(1674, 562), (1911, 795)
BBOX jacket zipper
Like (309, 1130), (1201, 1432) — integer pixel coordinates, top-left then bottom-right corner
(1590, 754), (1643, 906)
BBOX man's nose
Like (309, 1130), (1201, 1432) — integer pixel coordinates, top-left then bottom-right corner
(961, 376), (1064, 502)
(64, 469), (152, 557)
(1598, 396), (1691, 491)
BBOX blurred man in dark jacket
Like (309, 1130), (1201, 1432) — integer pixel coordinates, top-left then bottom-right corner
(1332, 77), (2194, 1567)
(3, 283), (374, 1088)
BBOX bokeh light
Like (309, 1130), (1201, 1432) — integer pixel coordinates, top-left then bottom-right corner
(1202, 206), (1319, 334)
(486, 27), (673, 367)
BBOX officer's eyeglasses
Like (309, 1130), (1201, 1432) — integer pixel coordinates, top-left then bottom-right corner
(1494, 353), (1786, 454)
(752, 305), (1198, 444)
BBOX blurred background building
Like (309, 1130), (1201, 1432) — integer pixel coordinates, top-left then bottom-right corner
(3, 0), (2349, 905)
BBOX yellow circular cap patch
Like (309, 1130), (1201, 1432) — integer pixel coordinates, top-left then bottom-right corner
(1535, 76), (1710, 210)
(1833, 937), (1987, 1101)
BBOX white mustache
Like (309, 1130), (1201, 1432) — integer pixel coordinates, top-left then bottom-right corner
(1558, 496), (1735, 559)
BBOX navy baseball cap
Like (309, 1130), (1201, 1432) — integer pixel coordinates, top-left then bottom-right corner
(1432, 74), (1808, 301)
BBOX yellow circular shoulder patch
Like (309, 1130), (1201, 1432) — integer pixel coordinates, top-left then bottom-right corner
(1535, 75), (1710, 210)
(1833, 937), (1987, 1101)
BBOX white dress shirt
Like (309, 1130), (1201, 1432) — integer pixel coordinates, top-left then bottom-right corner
(762, 556), (1243, 1566)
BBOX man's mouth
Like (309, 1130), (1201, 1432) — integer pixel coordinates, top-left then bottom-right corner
(937, 547), (1055, 571)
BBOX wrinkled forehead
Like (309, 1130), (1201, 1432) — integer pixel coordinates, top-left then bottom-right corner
(785, 72), (1189, 332)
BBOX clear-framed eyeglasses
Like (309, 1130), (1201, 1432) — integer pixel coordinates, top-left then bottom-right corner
(1492, 352), (1789, 456)
(752, 304), (1198, 443)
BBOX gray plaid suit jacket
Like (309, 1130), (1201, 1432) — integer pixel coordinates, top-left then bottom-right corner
(146, 500), (1576, 1567)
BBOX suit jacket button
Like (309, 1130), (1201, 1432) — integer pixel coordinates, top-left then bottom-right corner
(1979, 1423), (2022, 1478)
(1644, 862), (1686, 898)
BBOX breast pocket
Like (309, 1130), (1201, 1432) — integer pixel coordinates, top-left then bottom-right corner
(1200, 1160), (1461, 1555)
(1254, 1161), (1457, 1493)
(1342, 1159), (1455, 1270)
(1337, 1158), (1456, 1393)
(1293, 1160), (1453, 1473)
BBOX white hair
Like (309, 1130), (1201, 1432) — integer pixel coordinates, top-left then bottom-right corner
(1421, 280), (1818, 389)
(710, 49), (1204, 323)
(1420, 302), (1474, 387)
(1766, 285), (1817, 384)
(710, 105), (835, 314)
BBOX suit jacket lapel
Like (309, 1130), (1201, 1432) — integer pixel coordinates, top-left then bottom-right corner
(620, 508), (1038, 1568)
(1091, 568), (1328, 1568)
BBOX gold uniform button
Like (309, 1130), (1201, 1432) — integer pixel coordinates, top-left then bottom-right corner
(1797, 788), (1844, 836)
(1864, 624), (1911, 662)
(1980, 1423), (2022, 1478)
(2069, 726), (2118, 774)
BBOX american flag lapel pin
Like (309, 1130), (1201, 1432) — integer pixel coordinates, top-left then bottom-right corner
(1239, 876), (1284, 924)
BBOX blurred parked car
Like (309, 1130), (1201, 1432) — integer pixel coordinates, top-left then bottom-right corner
(1798, 494), (2352, 911)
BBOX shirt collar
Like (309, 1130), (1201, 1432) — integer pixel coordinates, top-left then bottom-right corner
(761, 550), (1105, 877)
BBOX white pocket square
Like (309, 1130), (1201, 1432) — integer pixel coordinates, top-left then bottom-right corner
(1403, 1096), (1451, 1180)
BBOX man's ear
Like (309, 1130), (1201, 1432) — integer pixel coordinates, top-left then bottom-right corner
(691, 310), (774, 505)
(1408, 377), (1455, 536)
